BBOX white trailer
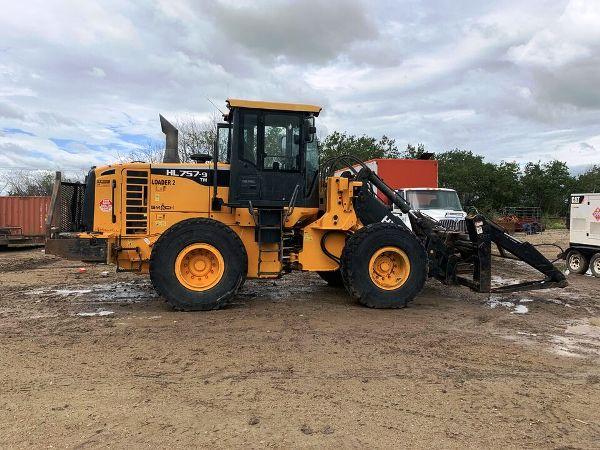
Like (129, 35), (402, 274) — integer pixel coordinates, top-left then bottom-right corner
(564, 193), (600, 277)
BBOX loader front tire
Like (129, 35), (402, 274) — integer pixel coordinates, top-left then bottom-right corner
(341, 223), (427, 308)
(150, 218), (247, 311)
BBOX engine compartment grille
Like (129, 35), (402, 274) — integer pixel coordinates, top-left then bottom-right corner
(124, 170), (148, 235)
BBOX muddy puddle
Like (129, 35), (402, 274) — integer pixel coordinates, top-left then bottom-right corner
(26, 280), (158, 304)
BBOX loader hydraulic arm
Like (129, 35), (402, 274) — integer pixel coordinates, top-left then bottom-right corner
(479, 216), (567, 292)
(355, 167), (412, 213)
(411, 211), (568, 293)
(338, 159), (567, 295)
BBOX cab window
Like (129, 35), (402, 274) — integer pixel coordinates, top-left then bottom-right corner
(263, 114), (300, 171)
(241, 113), (258, 165)
(216, 123), (231, 163)
(305, 137), (318, 193)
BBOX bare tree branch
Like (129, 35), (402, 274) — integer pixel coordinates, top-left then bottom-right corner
(175, 112), (219, 162)
(128, 140), (164, 163)
(5, 170), (56, 196)
(116, 113), (221, 164)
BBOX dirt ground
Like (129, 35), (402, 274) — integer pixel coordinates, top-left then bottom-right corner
(1, 229), (599, 448)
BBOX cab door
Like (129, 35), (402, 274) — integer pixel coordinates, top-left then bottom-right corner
(259, 111), (304, 204)
(229, 109), (305, 207)
(229, 110), (261, 203)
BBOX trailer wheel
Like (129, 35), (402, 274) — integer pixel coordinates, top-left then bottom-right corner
(590, 253), (600, 278)
(566, 250), (589, 275)
(340, 223), (427, 308)
(149, 218), (247, 311)
(317, 270), (344, 287)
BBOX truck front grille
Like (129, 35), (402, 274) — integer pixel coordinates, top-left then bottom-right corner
(439, 218), (467, 232)
(124, 170), (148, 235)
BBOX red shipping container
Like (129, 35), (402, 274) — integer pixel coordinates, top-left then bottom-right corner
(0, 196), (51, 237)
(335, 158), (438, 203)
(363, 158), (438, 189)
(336, 158), (438, 188)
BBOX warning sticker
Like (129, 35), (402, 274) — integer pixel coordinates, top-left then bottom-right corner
(593, 207), (600, 221)
(99, 199), (112, 213)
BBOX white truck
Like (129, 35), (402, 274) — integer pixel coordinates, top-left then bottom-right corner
(392, 187), (467, 232)
(563, 193), (600, 277)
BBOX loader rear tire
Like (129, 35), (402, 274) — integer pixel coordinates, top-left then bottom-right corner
(149, 218), (247, 311)
(341, 223), (426, 308)
(317, 270), (344, 287)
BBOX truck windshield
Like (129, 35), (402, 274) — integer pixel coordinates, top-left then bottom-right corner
(405, 190), (462, 211)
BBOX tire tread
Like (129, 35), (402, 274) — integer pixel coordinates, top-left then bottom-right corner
(341, 223), (426, 308)
(149, 218), (247, 311)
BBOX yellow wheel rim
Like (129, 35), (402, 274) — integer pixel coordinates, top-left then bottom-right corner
(369, 246), (411, 290)
(175, 244), (224, 291)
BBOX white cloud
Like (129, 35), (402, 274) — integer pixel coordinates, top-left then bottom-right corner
(507, 0), (600, 68)
(0, 0), (598, 177)
(89, 67), (106, 78)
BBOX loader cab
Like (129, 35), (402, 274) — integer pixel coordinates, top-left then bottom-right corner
(225, 99), (321, 208)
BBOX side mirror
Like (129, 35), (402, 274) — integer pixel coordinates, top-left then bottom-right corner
(304, 116), (316, 143)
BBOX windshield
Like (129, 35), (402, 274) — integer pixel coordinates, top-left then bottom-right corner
(405, 190), (462, 211)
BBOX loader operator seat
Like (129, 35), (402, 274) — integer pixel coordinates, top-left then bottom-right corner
(226, 99), (321, 209)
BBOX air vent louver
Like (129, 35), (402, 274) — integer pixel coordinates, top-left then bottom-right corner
(125, 170), (148, 235)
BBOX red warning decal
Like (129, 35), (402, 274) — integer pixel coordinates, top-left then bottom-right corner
(99, 199), (112, 213)
(593, 207), (600, 221)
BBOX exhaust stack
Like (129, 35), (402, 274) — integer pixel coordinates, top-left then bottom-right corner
(160, 114), (180, 163)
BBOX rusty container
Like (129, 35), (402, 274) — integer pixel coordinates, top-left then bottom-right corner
(0, 196), (51, 237)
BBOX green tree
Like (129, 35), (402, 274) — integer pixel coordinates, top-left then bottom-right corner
(521, 160), (573, 216)
(436, 149), (495, 211)
(574, 165), (600, 193)
(402, 143), (429, 159)
(489, 161), (522, 210)
(319, 131), (400, 161)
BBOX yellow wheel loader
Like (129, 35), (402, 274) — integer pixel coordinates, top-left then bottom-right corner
(45, 99), (567, 310)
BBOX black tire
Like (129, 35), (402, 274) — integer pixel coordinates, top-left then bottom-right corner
(149, 218), (247, 311)
(590, 253), (600, 278)
(340, 223), (427, 308)
(317, 270), (345, 287)
(566, 250), (589, 275)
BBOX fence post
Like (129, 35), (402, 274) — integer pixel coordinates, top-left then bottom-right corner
(45, 171), (61, 238)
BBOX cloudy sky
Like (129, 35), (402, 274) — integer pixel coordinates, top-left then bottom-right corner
(1, 0), (599, 178)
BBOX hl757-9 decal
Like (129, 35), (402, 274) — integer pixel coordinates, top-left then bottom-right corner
(150, 168), (230, 187)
